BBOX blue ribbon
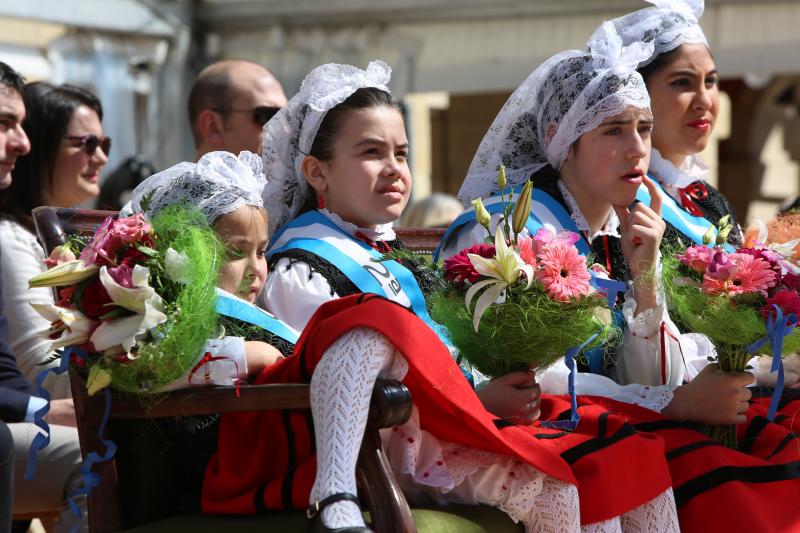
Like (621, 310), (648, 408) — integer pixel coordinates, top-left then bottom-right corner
(24, 346), (71, 480)
(25, 348), (117, 532)
(745, 305), (798, 421)
(541, 329), (602, 431)
(589, 271), (628, 309)
(64, 384), (116, 533)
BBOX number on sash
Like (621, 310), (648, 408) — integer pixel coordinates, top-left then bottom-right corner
(363, 263), (401, 295)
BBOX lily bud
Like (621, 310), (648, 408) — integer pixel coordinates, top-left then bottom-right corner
(716, 223), (733, 245)
(701, 224), (716, 246)
(512, 180), (533, 236)
(29, 260), (99, 288)
(497, 165), (507, 190)
(472, 198), (492, 230)
(87, 366), (112, 396)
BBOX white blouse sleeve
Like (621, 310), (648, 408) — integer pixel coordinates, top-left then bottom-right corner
(537, 361), (677, 413)
(159, 336), (248, 391)
(0, 220), (71, 399)
(260, 256), (340, 332)
(614, 260), (720, 387)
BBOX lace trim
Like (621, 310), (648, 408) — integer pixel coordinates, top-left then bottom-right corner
(319, 208), (396, 241)
(648, 149), (708, 199)
(634, 385), (677, 413)
(557, 180), (620, 240)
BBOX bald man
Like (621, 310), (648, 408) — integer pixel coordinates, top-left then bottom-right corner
(188, 59), (288, 160)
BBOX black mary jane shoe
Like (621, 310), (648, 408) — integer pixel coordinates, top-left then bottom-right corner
(306, 492), (374, 533)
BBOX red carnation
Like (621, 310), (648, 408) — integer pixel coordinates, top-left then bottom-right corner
(762, 289), (800, 320)
(77, 278), (114, 319)
(443, 243), (496, 286)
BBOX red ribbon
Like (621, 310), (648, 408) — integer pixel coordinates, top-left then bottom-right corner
(659, 322), (688, 385)
(188, 351), (241, 397)
(678, 182), (709, 217)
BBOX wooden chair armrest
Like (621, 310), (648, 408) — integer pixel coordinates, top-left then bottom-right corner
(74, 378), (411, 427)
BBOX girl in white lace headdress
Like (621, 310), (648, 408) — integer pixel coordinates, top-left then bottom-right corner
(439, 23), (757, 428)
(242, 59), (683, 533)
(589, 0), (741, 249)
(121, 150), (294, 389)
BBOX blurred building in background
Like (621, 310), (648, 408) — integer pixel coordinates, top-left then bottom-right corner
(1, 0), (798, 221)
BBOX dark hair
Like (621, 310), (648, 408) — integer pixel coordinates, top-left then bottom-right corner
(0, 82), (103, 231)
(300, 87), (401, 214)
(638, 43), (717, 86)
(187, 69), (235, 144)
(308, 87), (400, 160)
(0, 62), (24, 95)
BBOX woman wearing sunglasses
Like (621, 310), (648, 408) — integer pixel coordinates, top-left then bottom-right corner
(0, 82), (109, 399)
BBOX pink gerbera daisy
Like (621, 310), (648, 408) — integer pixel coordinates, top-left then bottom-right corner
(536, 243), (591, 302)
(701, 254), (777, 296)
(443, 243), (496, 286)
(516, 236), (538, 269)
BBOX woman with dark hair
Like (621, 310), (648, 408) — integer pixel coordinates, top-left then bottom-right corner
(593, 0), (740, 249)
(0, 82), (109, 398)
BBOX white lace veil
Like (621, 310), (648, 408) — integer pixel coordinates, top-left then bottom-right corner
(591, 0), (707, 68)
(120, 150), (266, 225)
(260, 60), (392, 233)
(458, 23), (653, 204)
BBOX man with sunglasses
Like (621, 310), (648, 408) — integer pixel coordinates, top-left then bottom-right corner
(189, 59), (287, 160)
(0, 61), (85, 532)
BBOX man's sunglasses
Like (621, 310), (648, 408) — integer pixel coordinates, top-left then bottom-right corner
(65, 134), (112, 156)
(213, 106), (282, 127)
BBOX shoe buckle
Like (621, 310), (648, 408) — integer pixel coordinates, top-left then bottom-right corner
(307, 500), (320, 519)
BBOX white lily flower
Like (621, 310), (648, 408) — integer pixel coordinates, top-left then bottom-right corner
(464, 227), (534, 332)
(165, 248), (191, 284)
(99, 265), (165, 315)
(30, 302), (94, 349)
(90, 300), (168, 353)
(28, 260), (98, 288)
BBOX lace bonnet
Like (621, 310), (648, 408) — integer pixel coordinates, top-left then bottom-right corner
(261, 60), (392, 233)
(594, 0), (707, 68)
(458, 23), (653, 204)
(121, 150), (266, 225)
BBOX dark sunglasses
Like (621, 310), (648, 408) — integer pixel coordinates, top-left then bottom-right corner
(214, 106), (282, 127)
(65, 134), (112, 156)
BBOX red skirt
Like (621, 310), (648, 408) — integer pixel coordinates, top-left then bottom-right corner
(202, 294), (671, 525)
(541, 395), (800, 533)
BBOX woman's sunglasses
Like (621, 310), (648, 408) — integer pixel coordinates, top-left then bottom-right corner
(65, 134), (112, 156)
(213, 106), (282, 127)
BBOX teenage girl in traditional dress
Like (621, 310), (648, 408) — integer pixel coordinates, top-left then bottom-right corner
(438, 22), (800, 533)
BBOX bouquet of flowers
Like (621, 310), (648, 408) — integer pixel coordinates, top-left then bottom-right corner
(662, 216), (800, 447)
(28, 206), (224, 395)
(429, 167), (619, 379)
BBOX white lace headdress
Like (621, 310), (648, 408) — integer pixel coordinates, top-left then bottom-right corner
(458, 23), (653, 204)
(592, 0), (707, 68)
(261, 60), (392, 233)
(121, 150), (266, 225)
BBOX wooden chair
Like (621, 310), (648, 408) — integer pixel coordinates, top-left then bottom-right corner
(32, 207), (519, 533)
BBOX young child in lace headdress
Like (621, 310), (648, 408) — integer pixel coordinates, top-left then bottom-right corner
(203, 59), (682, 532)
(121, 150), (298, 389)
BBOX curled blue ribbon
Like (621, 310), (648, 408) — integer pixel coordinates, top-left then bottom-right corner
(64, 385), (117, 533)
(745, 305), (798, 421)
(541, 328), (602, 431)
(589, 271), (628, 309)
(24, 346), (71, 480)
(25, 347), (117, 532)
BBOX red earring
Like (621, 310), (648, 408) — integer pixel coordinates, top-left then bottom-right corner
(317, 196), (325, 209)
